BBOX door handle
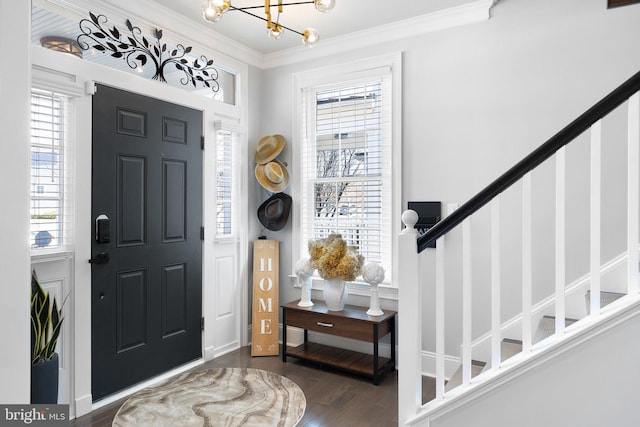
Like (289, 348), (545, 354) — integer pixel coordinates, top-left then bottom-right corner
(89, 252), (110, 264)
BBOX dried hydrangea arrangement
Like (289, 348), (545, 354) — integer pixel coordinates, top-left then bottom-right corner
(308, 233), (364, 282)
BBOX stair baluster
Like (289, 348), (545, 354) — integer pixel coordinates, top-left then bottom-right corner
(461, 217), (472, 386)
(522, 173), (533, 353)
(555, 147), (567, 335)
(490, 197), (502, 371)
(590, 120), (602, 316)
(628, 92), (640, 295)
(435, 230), (446, 400)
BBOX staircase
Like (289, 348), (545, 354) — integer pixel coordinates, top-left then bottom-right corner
(397, 70), (640, 426)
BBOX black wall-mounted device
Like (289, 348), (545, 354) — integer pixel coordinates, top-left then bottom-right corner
(408, 201), (441, 248)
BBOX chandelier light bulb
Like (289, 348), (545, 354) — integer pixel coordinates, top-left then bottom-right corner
(268, 25), (284, 40)
(314, 0), (335, 13)
(301, 28), (319, 47)
(202, 2), (223, 22)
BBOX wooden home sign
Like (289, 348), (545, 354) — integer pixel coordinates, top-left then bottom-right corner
(251, 239), (279, 356)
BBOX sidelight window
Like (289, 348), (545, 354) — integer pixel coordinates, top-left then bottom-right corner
(215, 129), (238, 237)
(30, 89), (73, 250)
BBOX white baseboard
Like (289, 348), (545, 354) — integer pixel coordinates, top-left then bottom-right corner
(73, 394), (93, 419)
(282, 325), (305, 347)
(212, 341), (240, 359)
(203, 345), (216, 361)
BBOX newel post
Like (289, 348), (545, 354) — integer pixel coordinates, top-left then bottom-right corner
(398, 210), (421, 425)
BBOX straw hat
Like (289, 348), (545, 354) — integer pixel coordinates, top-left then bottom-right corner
(257, 193), (292, 231)
(255, 135), (286, 165)
(255, 160), (290, 193)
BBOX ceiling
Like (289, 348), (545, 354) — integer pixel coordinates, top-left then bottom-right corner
(150, 0), (480, 54)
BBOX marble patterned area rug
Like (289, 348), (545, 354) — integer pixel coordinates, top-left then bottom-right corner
(112, 368), (306, 427)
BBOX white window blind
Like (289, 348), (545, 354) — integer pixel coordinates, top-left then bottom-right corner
(300, 74), (393, 281)
(216, 130), (235, 237)
(30, 89), (73, 250)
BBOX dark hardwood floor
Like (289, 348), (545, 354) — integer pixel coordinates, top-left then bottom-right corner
(71, 345), (436, 427)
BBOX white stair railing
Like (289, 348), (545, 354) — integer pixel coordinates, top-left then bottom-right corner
(398, 81), (640, 426)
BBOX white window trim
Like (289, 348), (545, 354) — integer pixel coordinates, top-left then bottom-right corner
(292, 52), (402, 292)
(30, 67), (83, 257)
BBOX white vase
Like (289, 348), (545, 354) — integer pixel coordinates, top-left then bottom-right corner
(324, 278), (347, 311)
(297, 276), (314, 307)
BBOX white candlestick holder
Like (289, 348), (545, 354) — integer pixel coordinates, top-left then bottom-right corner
(297, 275), (314, 307)
(366, 283), (384, 316)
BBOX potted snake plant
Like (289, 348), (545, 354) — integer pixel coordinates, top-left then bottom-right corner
(31, 270), (65, 404)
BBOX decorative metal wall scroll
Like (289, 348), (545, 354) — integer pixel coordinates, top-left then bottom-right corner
(77, 13), (219, 93)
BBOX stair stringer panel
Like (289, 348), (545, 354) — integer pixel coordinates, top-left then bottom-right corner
(406, 295), (640, 427)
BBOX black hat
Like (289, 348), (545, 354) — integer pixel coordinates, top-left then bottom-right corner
(257, 193), (292, 231)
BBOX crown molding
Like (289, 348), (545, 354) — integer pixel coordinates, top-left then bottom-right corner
(36, 0), (494, 70)
(261, 0), (496, 69)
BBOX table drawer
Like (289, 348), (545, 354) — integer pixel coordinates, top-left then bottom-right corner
(286, 309), (373, 342)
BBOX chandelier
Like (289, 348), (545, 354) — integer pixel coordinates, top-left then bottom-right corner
(202, 0), (336, 47)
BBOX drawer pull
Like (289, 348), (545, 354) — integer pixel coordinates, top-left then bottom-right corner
(316, 321), (334, 328)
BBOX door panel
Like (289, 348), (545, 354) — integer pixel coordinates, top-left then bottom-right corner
(162, 160), (186, 242)
(116, 269), (147, 352)
(91, 84), (202, 401)
(118, 155), (146, 246)
(162, 263), (187, 337)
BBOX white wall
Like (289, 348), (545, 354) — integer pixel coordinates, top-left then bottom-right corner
(0, 0), (32, 404)
(254, 0), (640, 356)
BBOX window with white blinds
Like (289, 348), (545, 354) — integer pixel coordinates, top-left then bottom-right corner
(300, 74), (393, 282)
(30, 89), (73, 250)
(216, 130), (235, 237)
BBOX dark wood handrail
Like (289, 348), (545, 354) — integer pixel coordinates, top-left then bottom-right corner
(417, 69), (640, 253)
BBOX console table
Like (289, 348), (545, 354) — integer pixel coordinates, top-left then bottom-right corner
(281, 300), (396, 385)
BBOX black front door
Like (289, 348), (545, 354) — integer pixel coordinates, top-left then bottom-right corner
(91, 84), (203, 401)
